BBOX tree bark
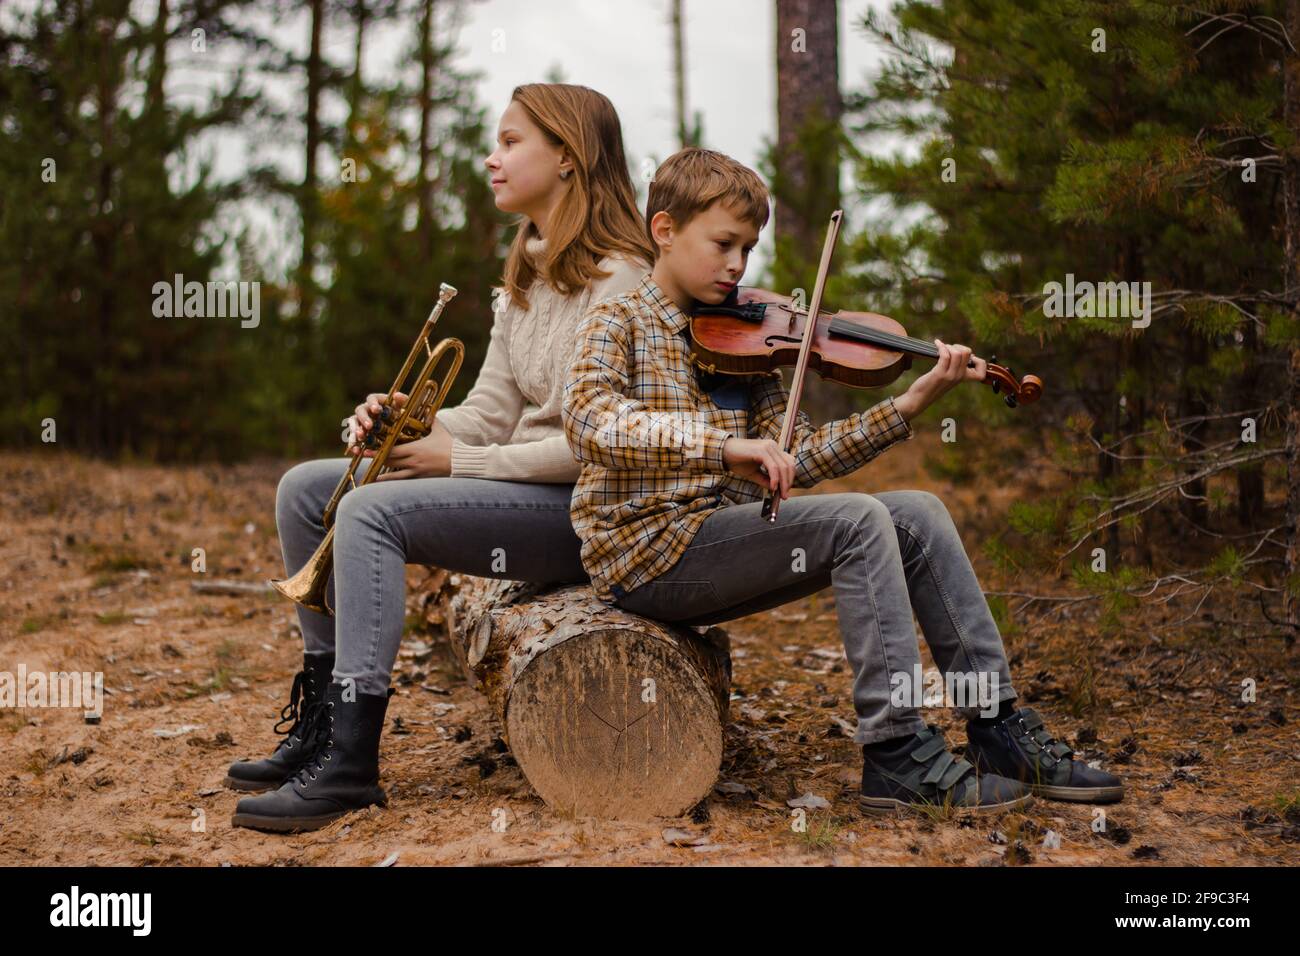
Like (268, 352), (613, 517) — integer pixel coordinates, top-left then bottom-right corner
(774, 0), (840, 257)
(774, 0), (849, 419)
(146, 0), (168, 112)
(420, 574), (732, 820)
(1096, 338), (1123, 561)
(671, 0), (689, 148)
(347, 0), (366, 152)
(1176, 332), (1209, 530)
(1235, 318), (1265, 526)
(301, 0), (324, 319)
(1284, 0), (1300, 625)
(92, 9), (120, 456)
(416, 0), (435, 262)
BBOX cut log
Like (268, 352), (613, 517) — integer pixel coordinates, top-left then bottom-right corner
(419, 574), (732, 821)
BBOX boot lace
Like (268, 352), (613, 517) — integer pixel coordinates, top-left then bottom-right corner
(271, 669), (329, 756)
(273, 670), (308, 736)
(289, 700), (336, 789)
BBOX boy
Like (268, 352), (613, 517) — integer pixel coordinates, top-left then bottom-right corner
(561, 147), (1123, 814)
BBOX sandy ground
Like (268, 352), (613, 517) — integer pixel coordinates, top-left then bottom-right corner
(1, 428), (1297, 867)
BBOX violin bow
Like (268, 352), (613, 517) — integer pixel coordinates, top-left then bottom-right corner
(761, 209), (843, 523)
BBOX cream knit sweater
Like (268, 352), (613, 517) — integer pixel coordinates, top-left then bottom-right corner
(435, 236), (649, 484)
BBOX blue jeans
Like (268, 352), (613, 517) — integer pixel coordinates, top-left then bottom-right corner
(612, 491), (1019, 744)
(274, 458), (587, 696)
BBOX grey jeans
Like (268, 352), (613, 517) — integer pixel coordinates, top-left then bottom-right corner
(612, 491), (1018, 744)
(274, 457), (587, 696)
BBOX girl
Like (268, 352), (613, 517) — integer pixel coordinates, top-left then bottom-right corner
(225, 83), (653, 833)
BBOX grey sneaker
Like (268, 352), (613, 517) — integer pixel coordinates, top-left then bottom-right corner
(860, 724), (1032, 815)
(965, 706), (1124, 803)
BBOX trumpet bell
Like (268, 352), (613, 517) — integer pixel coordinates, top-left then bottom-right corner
(269, 527), (335, 615)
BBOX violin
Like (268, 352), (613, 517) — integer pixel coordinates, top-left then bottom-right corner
(690, 291), (1043, 407)
(688, 210), (1044, 522)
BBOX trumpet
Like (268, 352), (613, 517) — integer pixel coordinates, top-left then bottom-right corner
(270, 283), (465, 615)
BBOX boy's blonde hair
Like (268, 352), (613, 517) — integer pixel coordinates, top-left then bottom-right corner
(645, 148), (770, 260)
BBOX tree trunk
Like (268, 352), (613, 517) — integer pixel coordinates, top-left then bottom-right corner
(671, 0), (689, 148)
(420, 575), (732, 820)
(1122, 240), (1153, 563)
(1177, 332), (1209, 530)
(1235, 318), (1265, 526)
(774, 0), (840, 257)
(1283, 0), (1300, 625)
(416, 0), (435, 262)
(146, 0), (168, 111)
(301, 0), (324, 319)
(1097, 337), (1123, 561)
(93, 10), (119, 456)
(347, 0), (366, 152)
(774, 0), (849, 420)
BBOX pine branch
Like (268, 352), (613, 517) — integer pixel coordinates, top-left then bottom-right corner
(1061, 446), (1284, 558)
(1183, 7), (1297, 53)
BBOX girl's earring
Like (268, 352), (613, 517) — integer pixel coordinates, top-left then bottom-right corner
(560, 169), (570, 180)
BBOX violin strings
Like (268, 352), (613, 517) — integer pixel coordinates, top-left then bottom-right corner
(828, 321), (938, 356)
(765, 310), (972, 361)
(827, 321), (925, 350)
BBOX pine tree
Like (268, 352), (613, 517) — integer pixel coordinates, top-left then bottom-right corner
(0, 0), (260, 460)
(312, 0), (503, 444)
(846, 0), (1298, 631)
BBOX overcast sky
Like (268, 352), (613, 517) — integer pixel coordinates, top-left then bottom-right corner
(451, 0), (895, 177)
(10, 0), (912, 278)
(217, 0), (905, 277)
(376, 0), (901, 274)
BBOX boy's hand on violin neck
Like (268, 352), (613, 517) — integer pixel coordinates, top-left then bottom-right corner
(723, 437), (796, 500)
(896, 338), (987, 421)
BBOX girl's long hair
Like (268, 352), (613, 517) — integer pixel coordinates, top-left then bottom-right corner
(501, 83), (653, 310)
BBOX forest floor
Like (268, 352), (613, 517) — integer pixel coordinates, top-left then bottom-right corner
(1, 427), (1297, 867)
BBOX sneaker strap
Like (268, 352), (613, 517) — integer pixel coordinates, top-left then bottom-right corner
(1014, 708), (1074, 763)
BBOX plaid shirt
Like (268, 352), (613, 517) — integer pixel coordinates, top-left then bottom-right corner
(562, 274), (915, 604)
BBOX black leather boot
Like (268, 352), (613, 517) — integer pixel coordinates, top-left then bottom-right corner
(230, 681), (392, 833)
(224, 651), (334, 793)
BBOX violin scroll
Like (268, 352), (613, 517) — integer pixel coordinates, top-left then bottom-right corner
(983, 353), (1043, 409)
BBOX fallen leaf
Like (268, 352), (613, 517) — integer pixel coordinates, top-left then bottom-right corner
(714, 780), (749, 795)
(662, 828), (710, 847)
(152, 724), (203, 739)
